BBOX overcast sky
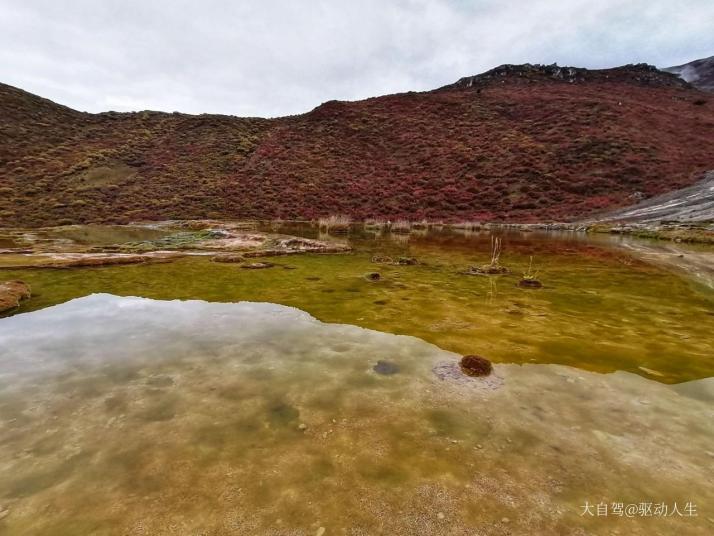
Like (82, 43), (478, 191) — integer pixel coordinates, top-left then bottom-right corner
(1, 0), (712, 117)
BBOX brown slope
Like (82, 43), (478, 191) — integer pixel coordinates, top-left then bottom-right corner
(1, 63), (713, 227)
(0, 83), (272, 224)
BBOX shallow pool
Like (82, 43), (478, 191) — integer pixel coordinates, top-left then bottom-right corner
(0, 295), (711, 534)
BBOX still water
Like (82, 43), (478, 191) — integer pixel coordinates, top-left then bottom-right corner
(4, 225), (713, 382)
(0, 226), (713, 534)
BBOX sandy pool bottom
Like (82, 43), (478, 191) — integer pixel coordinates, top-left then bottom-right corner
(0, 295), (712, 535)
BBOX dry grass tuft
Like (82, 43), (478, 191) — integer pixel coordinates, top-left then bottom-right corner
(318, 215), (352, 233)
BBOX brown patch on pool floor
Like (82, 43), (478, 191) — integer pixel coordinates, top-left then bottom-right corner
(373, 360), (400, 375)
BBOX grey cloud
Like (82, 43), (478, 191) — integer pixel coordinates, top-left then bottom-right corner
(1, 0), (712, 117)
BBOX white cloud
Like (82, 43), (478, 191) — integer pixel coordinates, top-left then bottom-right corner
(0, 0), (712, 117)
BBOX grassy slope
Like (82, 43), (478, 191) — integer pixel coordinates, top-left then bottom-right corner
(1, 64), (713, 226)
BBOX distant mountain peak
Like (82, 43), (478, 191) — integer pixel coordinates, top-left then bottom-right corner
(664, 56), (714, 92)
(441, 62), (688, 91)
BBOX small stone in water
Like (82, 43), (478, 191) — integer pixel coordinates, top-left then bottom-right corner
(373, 360), (399, 375)
(365, 272), (381, 281)
(396, 257), (418, 265)
(518, 278), (542, 288)
(211, 254), (244, 263)
(316, 527), (325, 536)
(241, 262), (275, 269)
(298, 423), (308, 431)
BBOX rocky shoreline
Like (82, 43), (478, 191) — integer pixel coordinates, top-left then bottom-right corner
(0, 221), (352, 270)
(483, 221), (714, 244)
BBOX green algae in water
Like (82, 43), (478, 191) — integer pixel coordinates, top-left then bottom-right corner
(3, 228), (713, 383)
(42, 224), (174, 246)
(0, 295), (711, 535)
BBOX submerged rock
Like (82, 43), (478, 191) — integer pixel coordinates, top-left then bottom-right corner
(211, 254), (245, 263)
(371, 255), (394, 264)
(270, 237), (351, 254)
(0, 280), (31, 313)
(58, 254), (151, 267)
(373, 360), (399, 375)
(15, 253), (157, 269)
(460, 355), (493, 377)
(371, 255), (419, 266)
(518, 278), (543, 288)
(396, 256), (418, 265)
(241, 262), (275, 269)
(364, 272), (381, 281)
(464, 265), (509, 275)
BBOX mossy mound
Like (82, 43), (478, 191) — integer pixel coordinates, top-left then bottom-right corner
(459, 355), (493, 377)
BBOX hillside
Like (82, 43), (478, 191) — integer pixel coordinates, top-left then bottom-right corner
(664, 56), (714, 92)
(1, 62), (713, 227)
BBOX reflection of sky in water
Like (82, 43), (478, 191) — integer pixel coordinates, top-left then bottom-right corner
(0, 294), (445, 388)
(0, 295), (712, 534)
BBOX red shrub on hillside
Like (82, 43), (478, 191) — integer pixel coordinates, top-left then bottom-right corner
(1, 63), (712, 226)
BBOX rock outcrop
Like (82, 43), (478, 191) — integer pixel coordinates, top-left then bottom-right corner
(443, 63), (687, 91)
(664, 56), (714, 92)
(0, 280), (31, 313)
